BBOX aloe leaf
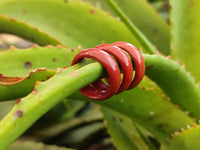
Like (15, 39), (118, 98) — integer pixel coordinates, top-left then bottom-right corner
(50, 122), (105, 149)
(34, 102), (102, 140)
(0, 60), (105, 149)
(0, 15), (63, 46)
(71, 85), (194, 143)
(84, 0), (170, 55)
(102, 107), (150, 150)
(144, 54), (200, 121)
(0, 46), (78, 77)
(110, 0), (170, 55)
(0, 69), (56, 101)
(9, 140), (74, 150)
(0, 46), (79, 100)
(170, 0), (200, 81)
(161, 125), (200, 150)
(0, 0), (143, 50)
(0, 54), (197, 148)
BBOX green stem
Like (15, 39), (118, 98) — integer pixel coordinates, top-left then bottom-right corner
(106, 0), (156, 54)
(0, 59), (104, 150)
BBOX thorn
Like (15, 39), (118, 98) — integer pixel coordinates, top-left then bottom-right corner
(184, 111), (189, 115)
(174, 131), (180, 136)
(46, 45), (53, 48)
(77, 45), (82, 49)
(56, 68), (62, 74)
(175, 60), (179, 64)
(35, 81), (41, 87)
(56, 45), (63, 48)
(181, 64), (185, 68)
(149, 111), (154, 115)
(167, 55), (172, 59)
(155, 51), (160, 55)
(181, 128), (185, 131)
(32, 44), (39, 48)
(9, 45), (16, 49)
(192, 123), (197, 127)
(187, 72), (191, 76)
(187, 125), (191, 129)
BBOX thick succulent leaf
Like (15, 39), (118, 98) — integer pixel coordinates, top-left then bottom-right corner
(170, 0), (200, 81)
(111, 0), (170, 55)
(35, 100), (86, 125)
(0, 46), (78, 77)
(0, 15), (62, 46)
(49, 122), (105, 149)
(0, 69), (56, 101)
(161, 125), (200, 150)
(144, 54), (200, 121)
(0, 60), (105, 149)
(84, 0), (170, 55)
(9, 140), (74, 150)
(0, 46), (197, 142)
(0, 55), (197, 148)
(34, 102), (103, 140)
(0, 46), (79, 100)
(102, 107), (150, 150)
(0, 0), (142, 49)
(70, 85), (194, 142)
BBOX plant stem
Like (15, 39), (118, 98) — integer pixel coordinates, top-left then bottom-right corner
(106, 0), (156, 54)
(0, 59), (104, 150)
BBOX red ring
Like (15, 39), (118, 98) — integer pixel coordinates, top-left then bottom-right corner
(94, 44), (133, 93)
(112, 41), (145, 89)
(71, 48), (121, 100)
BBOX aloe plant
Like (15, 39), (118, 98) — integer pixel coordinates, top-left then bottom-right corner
(0, 0), (200, 150)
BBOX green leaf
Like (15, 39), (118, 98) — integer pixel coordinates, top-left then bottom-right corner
(0, 69), (56, 101)
(50, 122), (105, 149)
(71, 85), (194, 143)
(144, 54), (200, 120)
(34, 102), (103, 140)
(0, 46), (79, 100)
(0, 60), (105, 149)
(9, 140), (74, 150)
(84, 0), (170, 55)
(102, 107), (150, 150)
(161, 125), (200, 150)
(0, 46), (77, 76)
(0, 0), (143, 49)
(170, 0), (200, 81)
(112, 0), (170, 55)
(0, 15), (63, 46)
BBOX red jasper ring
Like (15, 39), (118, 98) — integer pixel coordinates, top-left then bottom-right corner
(71, 48), (121, 100)
(95, 44), (133, 93)
(71, 42), (145, 100)
(112, 41), (145, 89)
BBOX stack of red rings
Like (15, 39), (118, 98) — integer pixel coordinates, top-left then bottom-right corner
(71, 41), (145, 100)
